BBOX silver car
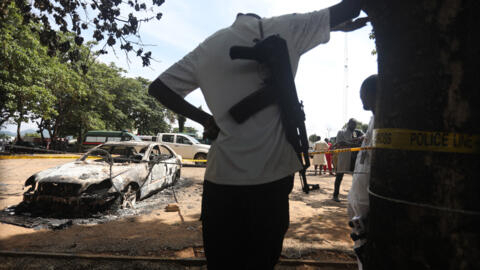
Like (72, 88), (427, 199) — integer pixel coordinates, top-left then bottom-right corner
(22, 141), (182, 216)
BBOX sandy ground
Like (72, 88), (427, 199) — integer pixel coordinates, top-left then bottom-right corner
(0, 157), (354, 265)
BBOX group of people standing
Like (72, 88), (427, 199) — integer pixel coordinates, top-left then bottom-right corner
(312, 136), (334, 176)
(311, 118), (365, 202)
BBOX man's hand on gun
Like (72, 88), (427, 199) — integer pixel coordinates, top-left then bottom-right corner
(203, 115), (220, 141)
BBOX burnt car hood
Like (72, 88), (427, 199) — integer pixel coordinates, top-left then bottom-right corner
(33, 161), (139, 185)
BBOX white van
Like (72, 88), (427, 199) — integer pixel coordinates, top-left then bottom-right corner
(156, 133), (210, 164)
(138, 135), (157, 142)
(82, 130), (141, 151)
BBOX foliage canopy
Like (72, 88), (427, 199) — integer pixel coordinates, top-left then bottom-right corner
(0, 2), (176, 145)
(1, 0), (165, 67)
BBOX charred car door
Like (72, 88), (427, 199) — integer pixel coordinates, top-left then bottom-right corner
(139, 144), (176, 198)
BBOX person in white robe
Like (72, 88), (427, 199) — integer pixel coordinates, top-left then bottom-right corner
(312, 136), (328, 175)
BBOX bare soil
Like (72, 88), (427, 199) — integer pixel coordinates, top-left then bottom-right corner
(0, 157), (355, 268)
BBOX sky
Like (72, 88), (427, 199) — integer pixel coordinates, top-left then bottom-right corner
(3, 0), (378, 139)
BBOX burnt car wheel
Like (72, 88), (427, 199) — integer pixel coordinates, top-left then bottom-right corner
(121, 185), (139, 209)
(111, 184), (139, 210)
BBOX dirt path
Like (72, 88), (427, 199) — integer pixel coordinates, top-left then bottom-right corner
(0, 157), (355, 264)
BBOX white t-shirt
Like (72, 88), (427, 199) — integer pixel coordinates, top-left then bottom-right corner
(158, 10), (331, 185)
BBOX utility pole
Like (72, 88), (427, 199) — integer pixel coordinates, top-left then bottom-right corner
(342, 33), (349, 124)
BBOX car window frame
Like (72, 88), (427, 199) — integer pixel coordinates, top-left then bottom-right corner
(148, 144), (175, 161)
(162, 134), (175, 143)
(176, 135), (192, 145)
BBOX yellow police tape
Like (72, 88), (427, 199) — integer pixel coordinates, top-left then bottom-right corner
(310, 147), (373, 155)
(2, 129), (478, 161)
(0, 155), (82, 159)
(373, 128), (480, 154)
(0, 155), (129, 160)
(310, 129), (479, 155)
(181, 159), (207, 163)
(0, 155), (208, 162)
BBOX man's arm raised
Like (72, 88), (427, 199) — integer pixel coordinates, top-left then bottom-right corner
(329, 0), (362, 28)
(148, 79), (219, 139)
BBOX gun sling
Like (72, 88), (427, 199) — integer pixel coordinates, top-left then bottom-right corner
(228, 33), (319, 194)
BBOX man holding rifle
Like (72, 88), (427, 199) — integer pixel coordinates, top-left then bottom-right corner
(148, 0), (365, 268)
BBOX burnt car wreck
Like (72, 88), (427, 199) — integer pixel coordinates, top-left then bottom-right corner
(20, 141), (182, 217)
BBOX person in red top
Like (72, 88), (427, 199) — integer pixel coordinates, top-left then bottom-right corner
(324, 138), (334, 175)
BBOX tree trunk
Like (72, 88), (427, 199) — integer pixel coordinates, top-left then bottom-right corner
(76, 127), (83, 153)
(38, 119), (45, 148)
(364, 1), (480, 269)
(53, 119), (59, 139)
(15, 119), (22, 142)
(178, 114), (186, 133)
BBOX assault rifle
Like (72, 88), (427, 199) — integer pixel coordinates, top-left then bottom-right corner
(229, 35), (319, 194)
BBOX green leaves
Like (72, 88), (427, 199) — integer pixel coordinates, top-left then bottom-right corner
(1, 2), (173, 140)
(308, 134), (319, 143)
(7, 0), (165, 66)
(1, 1), (54, 127)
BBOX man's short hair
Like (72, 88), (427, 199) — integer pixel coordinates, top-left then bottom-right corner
(361, 74), (378, 94)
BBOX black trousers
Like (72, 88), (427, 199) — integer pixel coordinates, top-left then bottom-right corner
(201, 175), (294, 270)
(333, 173), (344, 198)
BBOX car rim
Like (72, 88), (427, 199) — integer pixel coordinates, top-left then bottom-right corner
(122, 185), (137, 209)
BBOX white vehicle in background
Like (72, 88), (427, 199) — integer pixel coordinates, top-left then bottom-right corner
(138, 135), (157, 142)
(156, 133), (210, 165)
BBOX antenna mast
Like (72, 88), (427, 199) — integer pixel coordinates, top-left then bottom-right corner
(342, 33), (349, 124)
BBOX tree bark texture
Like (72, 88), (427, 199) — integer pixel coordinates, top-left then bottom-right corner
(364, 0), (479, 269)
(16, 119), (22, 141)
